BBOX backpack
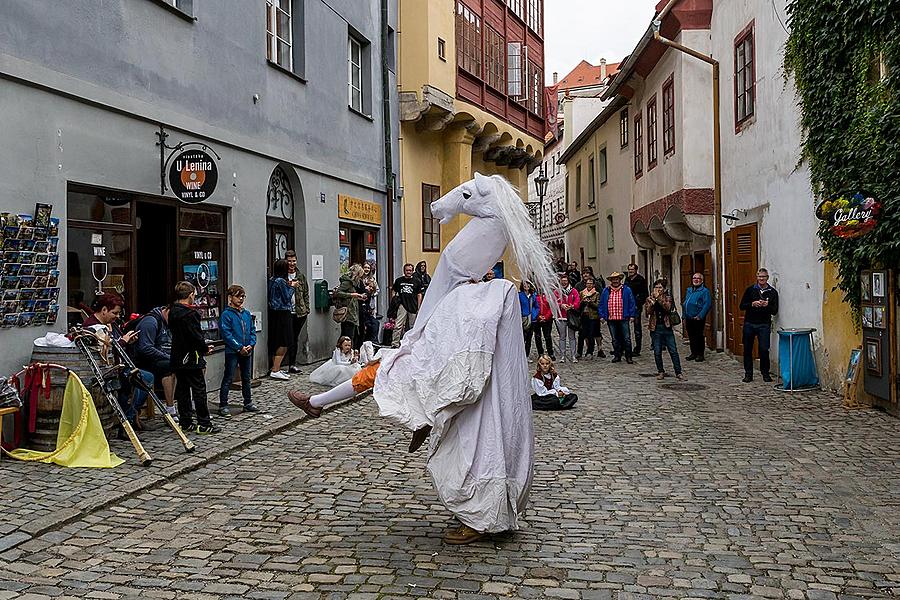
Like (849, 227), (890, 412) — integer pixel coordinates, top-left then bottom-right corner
(120, 311), (164, 356)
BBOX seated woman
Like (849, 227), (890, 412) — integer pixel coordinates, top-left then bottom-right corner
(531, 355), (578, 411)
(308, 336), (361, 387)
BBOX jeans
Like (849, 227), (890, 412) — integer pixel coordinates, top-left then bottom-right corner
(742, 322), (772, 377)
(523, 322), (538, 358)
(175, 369), (211, 428)
(287, 314), (307, 366)
(220, 351), (252, 406)
(577, 317), (598, 356)
(535, 320), (554, 358)
(392, 305), (417, 346)
(117, 369), (154, 422)
(556, 320), (577, 360)
(653, 328), (683, 375)
(685, 318), (707, 358)
(607, 320), (633, 359)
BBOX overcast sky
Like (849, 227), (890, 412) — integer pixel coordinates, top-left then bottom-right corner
(544, 0), (658, 84)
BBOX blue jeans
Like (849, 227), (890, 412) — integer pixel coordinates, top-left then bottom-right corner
(653, 329), (682, 375)
(742, 322), (771, 377)
(607, 320), (633, 359)
(118, 369), (154, 421)
(220, 351), (252, 406)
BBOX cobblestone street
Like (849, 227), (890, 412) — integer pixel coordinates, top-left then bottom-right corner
(2, 350), (900, 599)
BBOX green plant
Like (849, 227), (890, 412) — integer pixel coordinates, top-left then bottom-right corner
(784, 0), (900, 317)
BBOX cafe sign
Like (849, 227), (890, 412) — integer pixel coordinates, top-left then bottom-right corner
(168, 149), (218, 203)
(815, 192), (880, 239)
(338, 194), (382, 225)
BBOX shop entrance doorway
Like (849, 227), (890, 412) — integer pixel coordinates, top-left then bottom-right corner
(339, 224), (378, 274)
(679, 251), (715, 349)
(136, 202), (177, 313)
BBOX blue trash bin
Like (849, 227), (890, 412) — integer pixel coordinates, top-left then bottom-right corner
(777, 328), (819, 390)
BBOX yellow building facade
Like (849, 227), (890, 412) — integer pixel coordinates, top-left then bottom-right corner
(398, 0), (546, 274)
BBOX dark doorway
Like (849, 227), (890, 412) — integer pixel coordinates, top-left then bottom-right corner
(350, 228), (366, 266)
(136, 202), (177, 314)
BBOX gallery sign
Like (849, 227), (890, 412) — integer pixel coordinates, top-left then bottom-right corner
(338, 194), (382, 225)
(168, 149), (218, 203)
(815, 192), (880, 239)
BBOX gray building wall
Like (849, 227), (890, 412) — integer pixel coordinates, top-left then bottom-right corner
(0, 0), (400, 383)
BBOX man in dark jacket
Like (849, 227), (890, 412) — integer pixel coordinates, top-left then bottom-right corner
(133, 306), (177, 418)
(739, 268), (779, 383)
(168, 281), (219, 434)
(624, 263), (649, 356)
(565, 261), (582, 288)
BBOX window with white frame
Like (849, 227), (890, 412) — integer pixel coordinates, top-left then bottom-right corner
(527, 59), (543, 115)
(526, 0), (542, 35)
(159, 0), (193, 15)
(456, 1), (482, 77)
(485, 26), (505, 90)
(619, 108), (629, 147)
(266, 0), (292, 70)
(599, 148), (608, 185)
(507, 42), (524, 102)
(348, 36), (363, 113)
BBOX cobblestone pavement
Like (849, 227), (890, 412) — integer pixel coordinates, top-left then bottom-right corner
(2, 348), (900, 599)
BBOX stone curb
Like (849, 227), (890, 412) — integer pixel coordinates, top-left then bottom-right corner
(0, 394), (359, 554)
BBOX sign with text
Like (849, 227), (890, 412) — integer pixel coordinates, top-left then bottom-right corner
(338, 195), (382, 225)
(816, 192), (880, 239)
(169, 149), (218, 203)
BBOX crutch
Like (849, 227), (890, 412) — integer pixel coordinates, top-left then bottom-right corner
(70, 328), (152, 467)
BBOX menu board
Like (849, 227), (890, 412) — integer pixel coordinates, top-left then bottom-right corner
(1, 206), (60, 328)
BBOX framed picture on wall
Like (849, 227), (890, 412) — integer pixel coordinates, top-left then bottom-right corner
(861, 272), (872, 302)
(872, 271), (885, 298)
(862, 306), (874, 328)
(873, 306), (885, 329)
(865, 337), (881, 377)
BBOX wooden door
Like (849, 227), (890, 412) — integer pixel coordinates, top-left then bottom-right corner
(698, 251), (715, 349)
(725, 224), (758, 355)
(266, 221), (294, 274)
(679, 255), (694, 338)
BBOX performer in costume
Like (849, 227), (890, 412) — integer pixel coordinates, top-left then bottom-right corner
(288, 173), (559, 544)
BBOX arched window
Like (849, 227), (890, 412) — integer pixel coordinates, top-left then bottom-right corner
(267, 166), (295, 264)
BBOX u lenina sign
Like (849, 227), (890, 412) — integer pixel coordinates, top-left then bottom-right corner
(169, 149), (219, 203)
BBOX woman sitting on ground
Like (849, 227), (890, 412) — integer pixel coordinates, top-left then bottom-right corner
(531, 355), (578, 410)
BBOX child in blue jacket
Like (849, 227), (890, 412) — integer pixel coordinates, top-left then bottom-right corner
(219, 284), (258, 416)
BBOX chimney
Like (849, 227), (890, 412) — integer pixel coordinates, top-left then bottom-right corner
(599, 58), (607, 81)
(552, 72), (558, 85)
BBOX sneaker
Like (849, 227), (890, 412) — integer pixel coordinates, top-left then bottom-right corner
(762, 374), (773, 382)
(181, 423), (197, 433)
(218, 406), (232, 417)
(559, 357), (566, 363)
(685, 354), (697, 361)
(611, 357), (622, 363)
(742, 375), (753, 383)
(695, 356), (705, 362)
(195, 424), (221, 435)
(243, 403), (259, 412)
(625, 358), (634, 365)
(288, 366), (302, 374)
(676, 373), (686, 381)
(269, 371), (289, 381)
(571, 356), (578, 363)
(656, 373), (665, 381)
(166, 407), (178, 418)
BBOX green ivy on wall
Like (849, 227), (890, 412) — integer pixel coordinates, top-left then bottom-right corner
(784, 0), (899, 315)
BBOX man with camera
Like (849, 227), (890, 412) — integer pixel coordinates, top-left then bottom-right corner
(739, 268), (779, 383)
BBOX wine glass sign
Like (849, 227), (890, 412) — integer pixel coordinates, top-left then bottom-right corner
(91, 261), (108, 295)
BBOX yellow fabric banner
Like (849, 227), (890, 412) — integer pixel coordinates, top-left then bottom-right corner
(9, 372), (123, 468)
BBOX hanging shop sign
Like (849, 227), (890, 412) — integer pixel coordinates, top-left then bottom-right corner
(815, 192), (880, 239)
(338, 194), (382, 225)
(168, 149), (219, 203)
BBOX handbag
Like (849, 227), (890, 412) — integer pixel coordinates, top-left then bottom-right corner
(669, 307), (682, 327)
(566, 308), (581, 330)
(522, 316), (532, 332)
(332, 306), (349, 323)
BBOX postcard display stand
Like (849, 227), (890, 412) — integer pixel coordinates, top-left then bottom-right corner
(1, 205), (61, 329)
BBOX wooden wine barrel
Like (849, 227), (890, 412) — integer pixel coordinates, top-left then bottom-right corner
(25, 345), (118, 451)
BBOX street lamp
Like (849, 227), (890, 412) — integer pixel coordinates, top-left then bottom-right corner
(527, 164), (550, 232)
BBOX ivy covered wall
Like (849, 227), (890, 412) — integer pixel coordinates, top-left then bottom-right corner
(784, 0), (899, 314)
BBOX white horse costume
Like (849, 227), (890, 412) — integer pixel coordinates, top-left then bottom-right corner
(372, 173), (559, 533)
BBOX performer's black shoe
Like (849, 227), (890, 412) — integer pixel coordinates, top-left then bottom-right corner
(409, 425), (432, 453)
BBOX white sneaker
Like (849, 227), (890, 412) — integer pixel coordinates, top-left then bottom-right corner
(559, 357), (566, 364)
(269, 371), (289, 381)
(571, 356), (578, 363)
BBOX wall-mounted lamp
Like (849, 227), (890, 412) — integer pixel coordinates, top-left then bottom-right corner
(722, 208), (749, 224)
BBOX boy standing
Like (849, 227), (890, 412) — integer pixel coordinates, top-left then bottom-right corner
(168, 281), (220, 434)
(219, 284), (258, 416)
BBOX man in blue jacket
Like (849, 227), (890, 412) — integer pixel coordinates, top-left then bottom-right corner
(682, 273), (712, 362)
(598, 271), (638, 364)
(133, 306), (177, 418)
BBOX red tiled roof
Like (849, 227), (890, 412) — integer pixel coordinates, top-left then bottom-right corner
(556, 60), (621, 92)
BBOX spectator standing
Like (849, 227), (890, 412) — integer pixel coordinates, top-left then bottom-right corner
(740, 268), (779, 383)
(133, 305), (177, 418)
(361, 262), (380, 343)
(218, 284), (258, 417)
(267, 259), (294, 380)
(333, 264), (366, 349)
(645, 280), (685, 380)
(598, 271), (637, 364)
(534, 292), (555, 360)
(682, 272), (712, 362)
(391, 263), (423, 347)
(285, 250), (310, 374)
(414, 261), (432, 297)
(554, 274), (581, 363)
(519, 281), (540, 361)
(565, 261), (582, 288)
(168, 281), (219, 434)
(624, 263), (650, 356)
(576, 278), (601, 360)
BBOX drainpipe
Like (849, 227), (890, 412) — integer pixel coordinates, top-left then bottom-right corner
(381, 0), (395, 285)
(652, 17), (724, 351)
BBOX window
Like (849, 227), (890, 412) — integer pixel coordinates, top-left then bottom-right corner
(620, 108), (629, 147)
(438, 38), (446, 61)
(456, 2), (482, 77)
(507, 0), (524, 20)
(662, 75), (675, 155)
(266, 0), (293, 70)
(575, 164), (582, 210)
(599, 148), (608, 185)
(422, 184), (441, 252)
(526, 0), (542, 35)
(587, 224), (597, 259)
(606, 215), (615, 250)
(348, 36), (364, 113)
(485, 26), (505, 91)
(647, 95), (658, 169)
(735, 22), (755, 127)
(527, 59), (543, 115)
(507, 42), (524, 102)
(157, 0), (193, 17)
(634, 112), (643, 177)
(565, 174), (570, 213)
(587, 157), (595, 208)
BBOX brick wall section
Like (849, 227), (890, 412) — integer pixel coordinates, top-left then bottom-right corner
(630, 188), (714, 228)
